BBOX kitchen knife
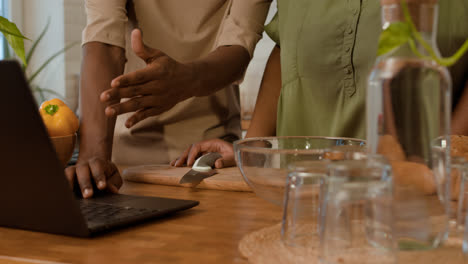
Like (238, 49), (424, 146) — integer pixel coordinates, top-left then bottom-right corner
(179, 152), (223, 186)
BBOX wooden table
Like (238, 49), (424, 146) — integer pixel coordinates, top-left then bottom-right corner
(0, 181), (466, 264)
(0, 181), (282, 264)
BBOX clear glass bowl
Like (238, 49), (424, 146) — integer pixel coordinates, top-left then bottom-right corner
(233, 136), (365, 206)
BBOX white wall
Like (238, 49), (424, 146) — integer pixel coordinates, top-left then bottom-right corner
(63, 0), (85, 111)
(239, 0), (277, 131)
(22, 0), (66, 103)
(10, 0), (82, 111)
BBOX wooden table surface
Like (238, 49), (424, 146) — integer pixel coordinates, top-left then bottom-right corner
(0, 181), (466, 264)
(0, 181), (282, 264)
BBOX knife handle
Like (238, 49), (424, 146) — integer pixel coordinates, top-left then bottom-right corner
(192, 152), (223, 172)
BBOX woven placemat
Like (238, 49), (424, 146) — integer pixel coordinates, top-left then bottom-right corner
(238, 223), (320, 264)
(239, 224), (465, 264)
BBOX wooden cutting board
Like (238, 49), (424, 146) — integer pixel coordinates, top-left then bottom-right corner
(122, 165), (252, 192)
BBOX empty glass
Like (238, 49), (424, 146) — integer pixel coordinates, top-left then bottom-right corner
(281, 161), (329, 247)
(320, 155), (395, 264)
(464, 215), (468, 256)
(454, 157), (468, 232)
(459, 157), (468, 259)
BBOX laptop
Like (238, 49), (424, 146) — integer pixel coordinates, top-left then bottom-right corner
(0, 61), (199, 237)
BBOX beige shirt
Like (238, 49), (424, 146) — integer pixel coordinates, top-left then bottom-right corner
(82, 0), (270, 165)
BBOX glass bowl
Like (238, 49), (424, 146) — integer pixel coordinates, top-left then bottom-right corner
(233, 136), (365, 206)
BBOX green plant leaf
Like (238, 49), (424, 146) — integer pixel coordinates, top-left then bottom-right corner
(377, 22), (412, 56)
(0, 16), (27, 38)
(24, 17), (51, 70)
(378, 0), (468, 67)
(28, 41), (79, 84)
(32, 86), (63, 99)
(0, 16), (28, 65)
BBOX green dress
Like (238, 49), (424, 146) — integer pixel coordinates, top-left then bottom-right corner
(266, 0), (468, 140)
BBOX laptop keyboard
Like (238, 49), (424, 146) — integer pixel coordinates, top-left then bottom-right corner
(79, 201), (159, 223)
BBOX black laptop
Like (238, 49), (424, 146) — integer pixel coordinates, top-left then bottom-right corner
(0, 61), (199, 237)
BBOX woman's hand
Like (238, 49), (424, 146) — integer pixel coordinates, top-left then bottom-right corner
(171, 139), (236, 169)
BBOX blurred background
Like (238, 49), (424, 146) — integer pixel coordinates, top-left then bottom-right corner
(1, 0), (276, 135)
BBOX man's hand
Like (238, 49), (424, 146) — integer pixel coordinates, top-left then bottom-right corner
(65, 158), (123, 198)
(100, 29), (197, 128)
(77, 41), (125, 199)
(171, 139), (236, 169)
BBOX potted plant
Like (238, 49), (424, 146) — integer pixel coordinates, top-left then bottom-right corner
(0, 16), (77, 102)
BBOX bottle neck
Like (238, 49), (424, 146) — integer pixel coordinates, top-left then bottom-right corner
(382, 3), (438, 46)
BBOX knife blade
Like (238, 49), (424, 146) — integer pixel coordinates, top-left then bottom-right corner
(179, 152), (222, 186)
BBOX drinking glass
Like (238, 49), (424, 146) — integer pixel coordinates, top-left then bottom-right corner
(454, 156), (468, 232)
(464, 215), (468, 256)
(320, 155), (395, 264)
(281, 161), (328, 247)
(458, 157), (468, 260)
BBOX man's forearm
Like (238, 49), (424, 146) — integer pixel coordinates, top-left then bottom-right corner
(79, 42), (126, 160)
(452, 82), (468, 136)
(246, 45), (281, 138)
(190, 45), (250, 97)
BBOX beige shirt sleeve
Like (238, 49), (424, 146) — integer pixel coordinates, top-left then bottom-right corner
(215, 0), (272, 58)
(82, 0), (128, 48)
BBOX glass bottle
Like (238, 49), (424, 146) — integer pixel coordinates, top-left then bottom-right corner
(367, 0), (452, 249)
